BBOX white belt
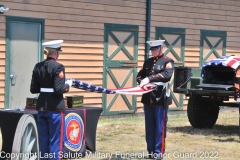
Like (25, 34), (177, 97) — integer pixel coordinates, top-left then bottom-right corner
(153, 82), (167, 86)
(153, 82), (170, 97)
(40, 88), (54, 92)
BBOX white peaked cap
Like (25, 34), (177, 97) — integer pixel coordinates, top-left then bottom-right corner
(42, 40), (63, 49)
(146, 40), (165, 47)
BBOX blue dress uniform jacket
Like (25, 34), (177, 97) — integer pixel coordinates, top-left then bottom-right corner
(30, 57), (70, 111)
(137, 55), (174, 106)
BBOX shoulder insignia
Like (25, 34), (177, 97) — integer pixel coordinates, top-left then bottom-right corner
(59, 71), (64, 78)
(166, 62), (172, 69)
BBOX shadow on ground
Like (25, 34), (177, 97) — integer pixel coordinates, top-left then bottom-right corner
(169, 124), (238, 135)
(168, 124), (239, 142)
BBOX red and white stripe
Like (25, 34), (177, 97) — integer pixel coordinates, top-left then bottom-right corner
(222, 56), (240, 69)
(111, 83), (157, 95)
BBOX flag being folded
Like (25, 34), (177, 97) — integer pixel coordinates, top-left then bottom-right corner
(70, 79), (156, 95)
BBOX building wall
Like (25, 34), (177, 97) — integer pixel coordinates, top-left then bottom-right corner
(137, 0), (240, 111)
(1, 0), (240, 111)
(151, 0), (240, 64)
(0, 0), (146, 108)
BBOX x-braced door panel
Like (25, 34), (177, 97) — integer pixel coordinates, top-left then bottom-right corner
(200, 30), (227, 67)
(103, 23), (139, 115)
(156, 27), (185, 110)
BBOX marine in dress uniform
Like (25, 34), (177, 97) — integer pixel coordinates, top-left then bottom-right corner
(136, 40), (174, 159)
(30, 40), (73, 160)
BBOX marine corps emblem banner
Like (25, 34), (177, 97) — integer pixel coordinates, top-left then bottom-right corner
(62, 109), (86, 159)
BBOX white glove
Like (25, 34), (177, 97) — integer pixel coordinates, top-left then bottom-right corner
(65, 79), (73, 87)
(140, 77), (150, 88)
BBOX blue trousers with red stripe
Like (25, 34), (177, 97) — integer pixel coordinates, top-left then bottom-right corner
(37, 111), (65, 160)
(144, 105), (168, 156)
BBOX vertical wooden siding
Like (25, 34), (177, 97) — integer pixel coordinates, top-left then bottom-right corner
(0, 0), (146, 108)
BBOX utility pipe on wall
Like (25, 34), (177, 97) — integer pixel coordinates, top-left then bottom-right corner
(145, 0), (151, 59)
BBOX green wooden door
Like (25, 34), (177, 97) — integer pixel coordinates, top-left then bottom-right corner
(200, 30), (227, 67)
(102, 24), (139, 115)
(156, 27), (185, 110)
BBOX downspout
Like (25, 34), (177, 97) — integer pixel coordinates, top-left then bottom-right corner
(145, 0), (151, 59)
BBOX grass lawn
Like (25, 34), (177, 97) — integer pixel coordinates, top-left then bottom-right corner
(81, 109), (239, 160)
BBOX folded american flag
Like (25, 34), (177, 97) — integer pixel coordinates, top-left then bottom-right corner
(201, 55), (240, 78)
(70, 79), (156, 95)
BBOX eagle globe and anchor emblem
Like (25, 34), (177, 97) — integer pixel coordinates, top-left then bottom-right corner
(65, 112), (84, 151)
